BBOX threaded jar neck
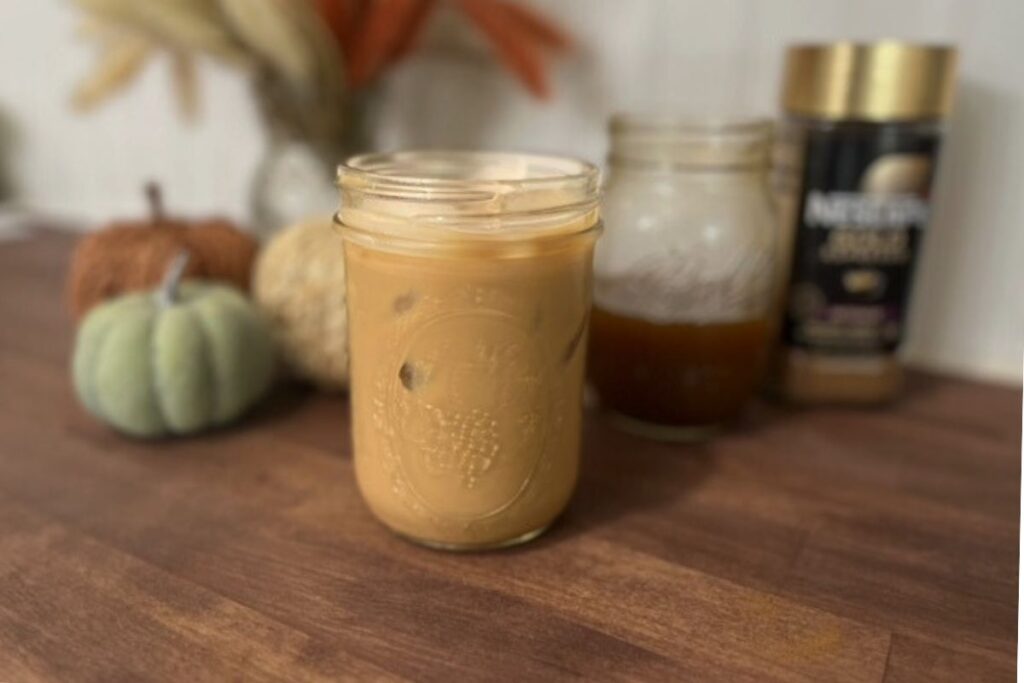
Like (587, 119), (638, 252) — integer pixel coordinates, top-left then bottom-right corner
(336, 150), (602, 255)
(609, 115), (773, 171)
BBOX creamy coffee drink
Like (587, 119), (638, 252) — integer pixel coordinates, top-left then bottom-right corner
(337, 152), (601, 549)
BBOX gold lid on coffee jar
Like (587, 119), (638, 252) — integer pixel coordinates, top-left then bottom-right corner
(782, 42), (957, 121)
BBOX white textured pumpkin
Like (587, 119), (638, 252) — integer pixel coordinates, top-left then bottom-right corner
(253, 216), (349, 390)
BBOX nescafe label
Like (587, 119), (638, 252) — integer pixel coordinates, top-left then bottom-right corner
(783, 125), (941, 355)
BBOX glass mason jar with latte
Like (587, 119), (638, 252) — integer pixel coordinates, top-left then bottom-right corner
(336, 151), (601, 550)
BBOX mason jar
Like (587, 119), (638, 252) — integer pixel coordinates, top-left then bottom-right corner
(336, 151), (601, 550)
(589, 116), (777, 440)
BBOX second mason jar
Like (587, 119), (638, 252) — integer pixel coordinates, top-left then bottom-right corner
(589, 116), (777, 439)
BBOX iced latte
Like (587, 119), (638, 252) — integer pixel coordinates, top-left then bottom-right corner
(336, 152), (601, 549)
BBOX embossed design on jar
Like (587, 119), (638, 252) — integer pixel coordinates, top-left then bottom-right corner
(375, 309), (551, 522)
(418, 406), (499, 485)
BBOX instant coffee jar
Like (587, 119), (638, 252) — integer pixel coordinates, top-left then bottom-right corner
(772, 42), (957, 404)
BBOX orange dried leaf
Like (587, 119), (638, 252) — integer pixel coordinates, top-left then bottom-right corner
(314, 0), (362, 59)
(348, 0), (425, 86)
(493, 0), (571, 52)
(456, 0), (550, 98)
(387, 0), (438, 64)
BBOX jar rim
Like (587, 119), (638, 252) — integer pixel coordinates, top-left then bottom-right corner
(338, 150), (600, 196)
(335, 150), (602, 254)
(608, 114), (773, 170)
(610, 113), (773, 137)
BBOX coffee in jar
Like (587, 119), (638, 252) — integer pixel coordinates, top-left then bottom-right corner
(337, 151), (601, 549)
(589, 116), (777, 440)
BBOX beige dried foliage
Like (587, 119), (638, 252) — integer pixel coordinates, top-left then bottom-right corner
(169, 51), (199, 119)
(216, 0), (317, 89)
(72, 32), (153, 111)
(72, 0), (247, 61)
(71, 0), (347, 132)
(219, 0), (347, 142)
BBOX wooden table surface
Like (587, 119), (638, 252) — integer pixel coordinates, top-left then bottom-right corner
(0, 230), (1019, 682)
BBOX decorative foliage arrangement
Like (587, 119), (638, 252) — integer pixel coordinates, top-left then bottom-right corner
(253, 215), (350, 391)
(71, 0), (573, 143)
(322, 0), (572, 97)
(72, 253), (276, 438)
(67, 183), (257, 320)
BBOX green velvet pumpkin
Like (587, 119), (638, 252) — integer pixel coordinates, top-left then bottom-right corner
(72, 253), (276, 438)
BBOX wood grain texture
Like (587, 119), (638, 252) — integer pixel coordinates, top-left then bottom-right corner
(0, 230), (1018, 682)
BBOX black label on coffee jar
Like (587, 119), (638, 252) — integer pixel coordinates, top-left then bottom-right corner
(783, 124), (941, 355)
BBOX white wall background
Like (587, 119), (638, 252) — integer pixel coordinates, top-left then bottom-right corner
(1, 0), (1021, 384)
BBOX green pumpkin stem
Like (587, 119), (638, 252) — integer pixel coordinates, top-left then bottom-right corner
(145, 181), (165, 224)
(158, 251), (191, 308)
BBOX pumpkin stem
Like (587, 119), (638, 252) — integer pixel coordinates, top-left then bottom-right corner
(145, 181), (165, 224)
(158, 251), (191, 308)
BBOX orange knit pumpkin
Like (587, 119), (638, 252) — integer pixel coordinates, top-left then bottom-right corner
(67, 184), (258, 320)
